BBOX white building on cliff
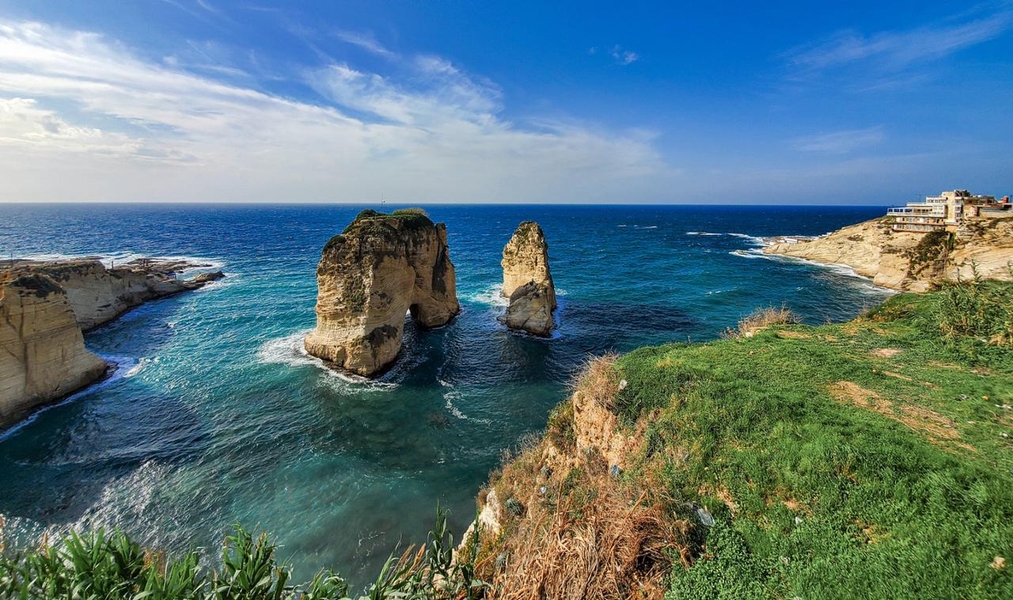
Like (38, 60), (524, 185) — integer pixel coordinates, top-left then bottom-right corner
(887, 190), (1011, 233)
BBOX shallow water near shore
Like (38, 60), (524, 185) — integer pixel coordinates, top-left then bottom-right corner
(0, 203), (888, 587)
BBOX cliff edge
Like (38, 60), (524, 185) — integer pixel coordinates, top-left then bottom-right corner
(304, 209), (460, 376)
(764, 216), (1013, 291)
(0, 274), (108, 428)
(462, 284), (1013, 598)
(501, 221), (557, 336)
(0, 257), (224, 429)
(15, 258), (225, 330)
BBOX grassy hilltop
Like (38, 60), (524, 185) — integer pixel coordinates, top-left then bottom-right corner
(3, 281), (1013, 598)
(471, 279), (1013, 598)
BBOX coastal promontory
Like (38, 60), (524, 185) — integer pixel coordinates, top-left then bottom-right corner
(0, 258), (224, 429)
(0, 274), (108, 428)
(304, 209), (460, 376)
(765, 203), (1013, 292)
(501, 221), (556, 336)
(20, 258), (225, 330)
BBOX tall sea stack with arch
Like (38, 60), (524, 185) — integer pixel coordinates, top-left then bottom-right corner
(304, 209), (460, 376)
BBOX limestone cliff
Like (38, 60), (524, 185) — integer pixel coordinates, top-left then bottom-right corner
(18, 259), (224, 330)
(0, 257), (224, 429)
(304, 210), (460, 376)
(0, 274), (108, 428)
(764, 217), (1013, 292)
(501, 221), (557, 336)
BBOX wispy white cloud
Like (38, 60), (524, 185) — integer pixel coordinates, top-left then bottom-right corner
(194, 0), (219, 14)
(784, 8), (1011, 74)
(333, 29), (397, 59)
(610, 45), (639, 65)
(795, 126), (885, 154)
(161, 0), (223, 21)
(0, 20), (665, 203)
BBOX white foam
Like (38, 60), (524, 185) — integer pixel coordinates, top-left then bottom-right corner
(686, 231), (722, 236)
(68, 459), (173, 538)
(732, 251), (895, 296)
(729, 249), (766, 259)
(256, 331), (397, 390)
(123, 357), (149, 378)
(0, 354), (137, 442)
(727, 233), (766, 246)
(465, 284), (509, 307)
(440, 384), (491, 423)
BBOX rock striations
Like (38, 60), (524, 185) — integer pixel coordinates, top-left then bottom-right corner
(18, 259), (225, 330)
(501, 221), (557, 336)
(304, 210), (460, 377)
(764, 216), (1013, 292)
(0, 274), (108, 428)
(0, 258), (224, 429)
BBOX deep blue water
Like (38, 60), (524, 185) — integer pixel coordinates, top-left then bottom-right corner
(0, 204), (889, 586)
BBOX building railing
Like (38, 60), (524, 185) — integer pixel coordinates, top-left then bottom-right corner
(887, 207), (946, 216)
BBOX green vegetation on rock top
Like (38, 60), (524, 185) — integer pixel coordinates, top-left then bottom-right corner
(342, 209), (434, 234)
(320, 209), (437, 253)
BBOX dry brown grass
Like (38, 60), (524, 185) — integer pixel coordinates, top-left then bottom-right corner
(775, 330), (811, 340)
(871, 348), (903, 358)
(474, 354), (692, 600)
(569, 353), (620, 410)
(483, 454), (690, 600)
(724, 306), (800, 339)
(829, 381), (973, 452)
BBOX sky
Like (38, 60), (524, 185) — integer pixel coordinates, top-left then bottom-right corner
(0, 1), (1010, 204)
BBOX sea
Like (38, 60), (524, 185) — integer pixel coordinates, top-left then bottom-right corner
(0, 203), (890, 586)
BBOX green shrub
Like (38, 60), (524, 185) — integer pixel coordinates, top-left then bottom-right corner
(938, 271), (1013, 346)
(0, 507), (483, 599)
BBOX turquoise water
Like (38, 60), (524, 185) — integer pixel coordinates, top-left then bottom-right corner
(0, 204), (889, 586)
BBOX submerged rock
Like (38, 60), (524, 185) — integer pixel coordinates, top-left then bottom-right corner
(0, 274), (108, 428)
(304, 209), (460, 376)
(501, 221), (556, 336)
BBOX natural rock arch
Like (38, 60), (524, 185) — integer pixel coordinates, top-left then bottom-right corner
(304, 209), (460, 376)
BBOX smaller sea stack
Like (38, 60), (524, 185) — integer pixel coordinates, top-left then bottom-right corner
(501, 221), (557, 336)
(304, 209), (460, 376)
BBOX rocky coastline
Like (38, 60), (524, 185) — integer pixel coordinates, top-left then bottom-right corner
(764, 216), (1013, 291)
(0, 257), (224, 429)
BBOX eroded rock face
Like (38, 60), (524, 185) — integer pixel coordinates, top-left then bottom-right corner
(0, 257), (224, 429)
(0, 274), (108, 428)
(764, 217), (1013, 292)
(501, 222), (556, 336)
(304, 210), (460, 376)
(13, 259), (224, 330)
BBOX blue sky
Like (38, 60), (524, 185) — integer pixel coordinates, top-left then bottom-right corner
(0, 1), (1010, 204)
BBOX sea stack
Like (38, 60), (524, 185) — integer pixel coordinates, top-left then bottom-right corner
(501, 221), (557, 336)
(0, 274), (109, 428)
(304, 209), (460, 376)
